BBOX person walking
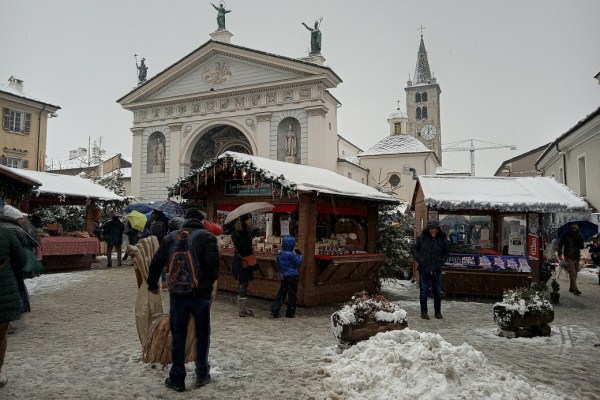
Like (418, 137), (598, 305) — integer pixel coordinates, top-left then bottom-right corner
(588, 235), (600, 285)
(230, 213), (259, 317)
(0, 226), (28, 388)
(121, 220), (141, 263)
(557, 223), (585, 296)
(147, 208), (219, 393)
(412, 219), (449, 320)
(270, 235), (303, 318)
(102, 214), (125, 268)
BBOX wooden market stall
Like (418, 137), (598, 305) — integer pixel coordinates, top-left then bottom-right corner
(411, 175), (590, 297)
(171, 151), (397, 306)
(0, 165), (125, 271)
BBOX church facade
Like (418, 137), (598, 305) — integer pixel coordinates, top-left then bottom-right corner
(118, 27), (442, 204)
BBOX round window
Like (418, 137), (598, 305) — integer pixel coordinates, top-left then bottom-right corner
(389, 174), (400, 187)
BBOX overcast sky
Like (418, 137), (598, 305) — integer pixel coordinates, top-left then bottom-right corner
(2, 0), (599, 176)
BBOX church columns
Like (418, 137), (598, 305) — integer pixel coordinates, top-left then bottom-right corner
(130, 127), (144, 198)
(255, 112), (272, 158)
(168, 123), (183, 183)
(305, 106), (327, 168)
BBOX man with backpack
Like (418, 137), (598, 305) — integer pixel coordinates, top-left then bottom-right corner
(147, 208), (220, 393)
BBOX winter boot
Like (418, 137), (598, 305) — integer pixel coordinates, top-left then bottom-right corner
(237, 298), (254, 317)
(285, 307), (296, 318)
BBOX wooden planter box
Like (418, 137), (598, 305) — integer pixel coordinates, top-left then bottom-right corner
(493, 305), (554, 338)
(331, 312), (408, 345)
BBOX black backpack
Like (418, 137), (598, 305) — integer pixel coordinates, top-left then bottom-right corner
(166, 229), (211, 294)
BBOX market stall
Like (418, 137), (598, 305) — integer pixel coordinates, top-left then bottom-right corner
(0, 165), (125, 271)
(411, 175), (590, 297)
(170, 151), (397, 306)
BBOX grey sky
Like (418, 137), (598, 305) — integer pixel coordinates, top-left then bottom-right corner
(2, 0), (599, 176)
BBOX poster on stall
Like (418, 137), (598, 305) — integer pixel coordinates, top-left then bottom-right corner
(280, 215), (290, 236)
(508, 235), (524, 255)
(527, 234), (539, 260)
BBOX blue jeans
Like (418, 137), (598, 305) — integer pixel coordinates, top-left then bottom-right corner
(168, 295), (211, 385)
(419, 269), (442, 315)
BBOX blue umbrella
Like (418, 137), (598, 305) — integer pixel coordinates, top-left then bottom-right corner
(124, 203), (153, 214)
(148, 200), (187, 217)
(557, 220), (598, 241)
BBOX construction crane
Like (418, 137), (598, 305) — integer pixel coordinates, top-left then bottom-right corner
(442, 139), (517, 176)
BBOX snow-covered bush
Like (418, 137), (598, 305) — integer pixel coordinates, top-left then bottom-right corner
(495, 287), (553, 317)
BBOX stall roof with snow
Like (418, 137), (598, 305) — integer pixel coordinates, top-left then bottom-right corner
(412, 175), (589, 213)
(171, 151), (397, 203)
(0, 166), (124, 204)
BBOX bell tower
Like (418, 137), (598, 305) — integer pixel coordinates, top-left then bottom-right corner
(405, 30), (442, 162)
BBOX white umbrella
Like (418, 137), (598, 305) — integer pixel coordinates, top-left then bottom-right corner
(224, 202), (274, 224)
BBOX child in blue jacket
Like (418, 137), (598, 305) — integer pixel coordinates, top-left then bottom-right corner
(270, 235), (303, 318)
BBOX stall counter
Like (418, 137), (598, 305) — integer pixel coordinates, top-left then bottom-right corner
(39, 236), (101, 271)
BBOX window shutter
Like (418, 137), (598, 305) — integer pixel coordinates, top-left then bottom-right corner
(2, 108), (8, 130)
(24, 112), (31, 133)
(0, 155), (7, 166)
(22, 159), (29, 169)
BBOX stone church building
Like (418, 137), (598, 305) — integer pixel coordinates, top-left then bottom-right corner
(118, 27), (443, 203)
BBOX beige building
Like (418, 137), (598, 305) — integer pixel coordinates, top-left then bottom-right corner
(494, 143), (549, 177)
(536, 106), (600, 213)
(1, 76), (60, 171)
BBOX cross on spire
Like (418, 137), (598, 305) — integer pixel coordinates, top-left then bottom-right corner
(396, 99), (401, 110)
(418, 25), (426, 37)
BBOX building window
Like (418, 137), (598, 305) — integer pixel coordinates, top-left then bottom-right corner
(389, 173), (400, 187)
(394, 122), (402, 135)
(422, 92), (428, 102)
(3, 108), (31, 134)
(422, 106), (428, 119)
(348, 172), (352, 179)
(416, 107), (422, 119)
(415, 93), (421, 102)
(0, 155), (28, 169)
(558, 166), (564, 183)
(578, 156), (587, 196)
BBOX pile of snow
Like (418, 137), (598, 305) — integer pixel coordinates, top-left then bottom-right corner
(322, 328), (564, 400)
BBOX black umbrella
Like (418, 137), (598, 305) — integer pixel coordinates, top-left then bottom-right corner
(147, 200), (187, 217)
(557, 220), (598, 241)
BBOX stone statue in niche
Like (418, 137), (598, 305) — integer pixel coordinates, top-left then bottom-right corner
(285, 124), (297, 163)
(153, 137), (165, 173)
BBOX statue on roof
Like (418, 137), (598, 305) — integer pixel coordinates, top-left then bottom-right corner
(211, 2), (231, 31)
(302, 19), (322, 54)
(135, 55), (148, 85)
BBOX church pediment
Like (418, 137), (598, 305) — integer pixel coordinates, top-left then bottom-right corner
(118, 40), (341, 107)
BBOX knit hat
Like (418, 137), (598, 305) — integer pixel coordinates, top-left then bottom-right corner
(2, 205), (25, 220)
(424, 218), (440, 231)
(184, 208), (206, 221)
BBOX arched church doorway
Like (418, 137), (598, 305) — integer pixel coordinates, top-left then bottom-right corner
(190, 124), (252, 169)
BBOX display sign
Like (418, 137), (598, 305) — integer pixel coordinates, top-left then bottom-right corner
(224, 180), (272, 196)
(444, 253), (531, 273)
(527, 234), (539, 260)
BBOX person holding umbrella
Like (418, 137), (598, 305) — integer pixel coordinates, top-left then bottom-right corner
(557, 223), (585, 296)
(102, 213), (125, 268)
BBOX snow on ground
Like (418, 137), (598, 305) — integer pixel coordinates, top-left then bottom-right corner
(4, 262), (600, 399)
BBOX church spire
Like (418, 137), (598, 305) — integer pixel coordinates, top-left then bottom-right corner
(413, 32), (432, 84)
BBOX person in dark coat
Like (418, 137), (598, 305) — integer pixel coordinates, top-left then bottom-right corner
(558, 223), (585, 295)
(147, 208), (219, 393)
(144, 210), (168, 242)
(0, 206), (31, 313)
(412, 219), (450, 320)
(588, 235), (600, 285)
(230, 213), (259, 317)
(270, 235), (303, 318)
(102, 215), (125, 268)
(0, 226), (28, 388)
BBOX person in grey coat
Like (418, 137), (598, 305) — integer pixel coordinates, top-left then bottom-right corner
(412, 219), (449, 320)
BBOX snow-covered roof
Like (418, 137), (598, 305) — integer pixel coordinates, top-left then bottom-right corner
(174, 152), (397, 203)
(338, 154), (361, 166)
(0, 82), (60, 110)
(105, 167), (131, 179)
(46, 152), (123, 171)
(388, 110), (407, 120)
(416, 175), (589, 213)
(4, 167), (124, 201)
(359, 135), (433, 157)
